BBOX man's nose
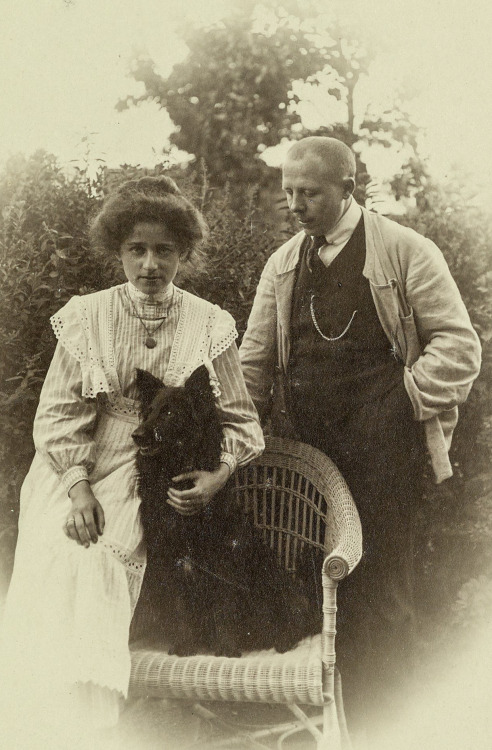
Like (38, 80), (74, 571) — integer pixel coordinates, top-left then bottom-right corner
(290, 193), (305, 213)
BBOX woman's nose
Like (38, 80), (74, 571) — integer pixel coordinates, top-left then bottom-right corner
(142, 250), (158, 269)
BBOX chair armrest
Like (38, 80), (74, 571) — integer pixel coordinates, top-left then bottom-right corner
(323, 504), (362, 581)
(321, 464), (362, 581)
(323, 554), (351, 581)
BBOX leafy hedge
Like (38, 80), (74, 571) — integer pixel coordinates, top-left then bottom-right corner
(396, 177), (492, 637)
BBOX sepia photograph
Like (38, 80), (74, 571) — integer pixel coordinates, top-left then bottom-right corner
(0, 1), (491, 748)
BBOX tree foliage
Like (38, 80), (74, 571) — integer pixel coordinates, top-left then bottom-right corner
(119, 9), (326, 185)
(120, 3), (422, 202)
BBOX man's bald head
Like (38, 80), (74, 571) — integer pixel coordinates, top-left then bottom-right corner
(282, 137), (357, 236)
(285, 137), (356, 183)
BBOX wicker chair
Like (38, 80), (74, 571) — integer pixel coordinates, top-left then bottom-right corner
(129, 436), (362, 749)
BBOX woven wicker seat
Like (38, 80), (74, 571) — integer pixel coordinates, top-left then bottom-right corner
(129, 436), (362, 749)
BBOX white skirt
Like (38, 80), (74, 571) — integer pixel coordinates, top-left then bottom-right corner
(0, 409), (145, 735)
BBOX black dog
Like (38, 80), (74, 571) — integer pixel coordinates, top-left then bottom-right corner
(131, 365), (321, 657)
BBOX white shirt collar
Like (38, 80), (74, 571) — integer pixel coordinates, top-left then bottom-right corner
(316, 198), (362, 268)
(323, 196), (362, 246)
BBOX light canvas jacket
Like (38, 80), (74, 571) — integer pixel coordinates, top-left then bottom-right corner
(239, 207), (481, 483)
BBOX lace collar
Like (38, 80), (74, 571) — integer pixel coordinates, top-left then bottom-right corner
(125, 282), (177, 320)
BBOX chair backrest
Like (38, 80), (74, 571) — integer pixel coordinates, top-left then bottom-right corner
(232, 435), (359, 575)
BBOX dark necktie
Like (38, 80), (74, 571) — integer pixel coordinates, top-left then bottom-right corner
(307, 235), (327, 273)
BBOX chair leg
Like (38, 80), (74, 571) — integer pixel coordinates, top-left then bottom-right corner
(316, 699), (342, 750)
(334, 668), (353, 750)
(190, 700), (349, 750)
(193, 702), (331, 749)
(287, 703), (328, 747)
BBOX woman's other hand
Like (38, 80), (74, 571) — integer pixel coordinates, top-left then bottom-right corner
(167, 463), (230, 516)
(64, 480), (105, 547)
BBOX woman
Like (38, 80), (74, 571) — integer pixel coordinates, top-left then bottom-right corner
(1, 176), (264, 741)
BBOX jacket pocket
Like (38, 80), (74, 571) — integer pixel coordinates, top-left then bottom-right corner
(399, 307), (421, 366)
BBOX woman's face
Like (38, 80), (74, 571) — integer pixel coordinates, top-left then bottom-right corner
(119, 222), (181, 296)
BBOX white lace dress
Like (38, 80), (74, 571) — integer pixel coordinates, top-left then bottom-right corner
(0, 282), (264, 738)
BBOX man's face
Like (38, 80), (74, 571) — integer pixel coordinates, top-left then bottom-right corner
(282, 155), (347, 237)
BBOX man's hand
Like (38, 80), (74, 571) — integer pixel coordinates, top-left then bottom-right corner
(64, 480), (105, 547)
(167, 463), (230, 516)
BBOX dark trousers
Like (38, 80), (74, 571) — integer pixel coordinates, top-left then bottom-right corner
(293, 380), (426, 728)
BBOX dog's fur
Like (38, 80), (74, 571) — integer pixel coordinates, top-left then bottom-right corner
(131, 365), (322, 657)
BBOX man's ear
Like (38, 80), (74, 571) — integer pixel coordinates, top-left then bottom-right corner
(135, 369), (164, 408)
(343, 177), (356, 199)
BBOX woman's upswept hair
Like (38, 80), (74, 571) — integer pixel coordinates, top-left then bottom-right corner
(89, 175), (208, 261)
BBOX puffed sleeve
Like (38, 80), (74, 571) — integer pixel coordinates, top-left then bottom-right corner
(208, 309), (265, 473)
(33, 340), (98, 493)
(213, 343), (265, 473)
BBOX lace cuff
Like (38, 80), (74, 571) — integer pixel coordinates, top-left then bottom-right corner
(219, 452), (237, 476)
(61, 465), (90, 493)
(50, 296), (111, 399)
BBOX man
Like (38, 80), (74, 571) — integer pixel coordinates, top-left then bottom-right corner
(239, 136), (481, 728)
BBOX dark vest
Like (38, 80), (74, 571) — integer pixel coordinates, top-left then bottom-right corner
(289, 217), (403, 435)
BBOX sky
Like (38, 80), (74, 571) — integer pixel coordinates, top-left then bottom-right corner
(1, 0), (492, 195)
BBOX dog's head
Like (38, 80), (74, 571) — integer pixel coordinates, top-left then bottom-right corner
(132, 365), (216, 459)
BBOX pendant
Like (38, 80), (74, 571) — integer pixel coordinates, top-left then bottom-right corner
(145, 337), (157, 349)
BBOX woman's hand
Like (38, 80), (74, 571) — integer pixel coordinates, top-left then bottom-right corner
(167, 463), (230, 516)
(64, 480), (105, 547)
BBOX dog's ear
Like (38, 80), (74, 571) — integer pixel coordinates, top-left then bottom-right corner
(135, 369), (164, 408)
(185, 365), (213, 399)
